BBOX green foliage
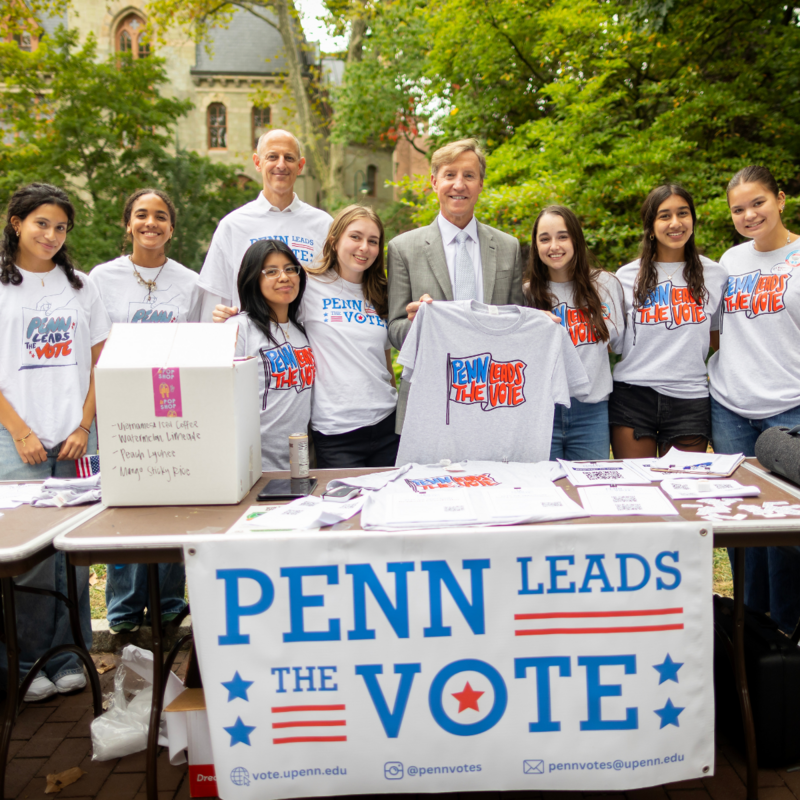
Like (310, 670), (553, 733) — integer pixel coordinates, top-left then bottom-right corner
(0, 27), (251, 270)
(158, 149), (255, 272)
(336, 0), (800, 266)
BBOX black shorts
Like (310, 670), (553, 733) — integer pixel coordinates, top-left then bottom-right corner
(608, 381), (711, 447)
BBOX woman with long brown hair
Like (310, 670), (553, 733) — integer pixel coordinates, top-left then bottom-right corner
(609, 184), (726, 457)
(214, 204), (398, 467)
(525, 205), (624, 459)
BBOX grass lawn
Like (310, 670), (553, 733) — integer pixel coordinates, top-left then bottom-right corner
(87, 550), (735, 621)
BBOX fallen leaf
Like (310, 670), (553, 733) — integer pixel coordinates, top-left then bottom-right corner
(95, 657), (116, 675)
(45, 767), (86, 793)
(88, 571), (98, 586)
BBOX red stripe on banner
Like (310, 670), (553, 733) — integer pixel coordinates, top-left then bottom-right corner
(273, 736), (348, 744)
(272, 720), (346, 729)
(271, 704), (346, 713)
(515, 623), (685, 636)
(514, 608), (683, 620)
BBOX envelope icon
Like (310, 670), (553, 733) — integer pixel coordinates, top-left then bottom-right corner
(523, 760), (544, 775)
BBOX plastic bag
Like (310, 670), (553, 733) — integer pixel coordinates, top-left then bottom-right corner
(90, 644), (187, 763)
(90, 663), (153, 761)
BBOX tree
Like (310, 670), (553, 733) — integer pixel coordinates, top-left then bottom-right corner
(145, 0), (376, 209)
(336, 0), (800, 266)
(0, 26), (253, 270)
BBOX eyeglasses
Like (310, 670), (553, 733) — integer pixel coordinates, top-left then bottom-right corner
(261, 265), (301, 279)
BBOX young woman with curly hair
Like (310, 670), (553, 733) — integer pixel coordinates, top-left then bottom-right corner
(0, 183), (111, 702)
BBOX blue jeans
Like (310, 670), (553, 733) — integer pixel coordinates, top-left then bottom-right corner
(550, 399), (610, 461)
(712, 398), (800, 632)
(0, 424), (96, 684)
(106, 563), (186, 626)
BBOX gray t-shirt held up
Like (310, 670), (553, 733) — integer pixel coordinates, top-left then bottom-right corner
(395, 301), (590, 465)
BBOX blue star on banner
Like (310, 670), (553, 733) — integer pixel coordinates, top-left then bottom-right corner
(224, 717), (256, 746)
(653, 654), (683, 685)
(222, 672), (253, 702)
(654, 698), (685, 729)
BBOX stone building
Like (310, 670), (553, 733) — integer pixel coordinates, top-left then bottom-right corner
(32, 1), (393, 209)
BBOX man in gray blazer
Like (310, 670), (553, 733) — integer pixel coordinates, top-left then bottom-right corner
(387, 138), (525, 430)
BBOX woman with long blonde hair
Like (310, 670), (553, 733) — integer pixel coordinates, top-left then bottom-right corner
(214, 204), (398, 466)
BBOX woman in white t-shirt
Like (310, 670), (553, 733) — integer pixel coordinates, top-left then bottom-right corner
(215, 205), (399, 467)
(91, 188), (201, 324)
(224, 239), (314, 470)
(709, 165), (800, 633)
(300, 205), (398, 467)
(0, 183), (111, 702)
(91, 189), (197, 636)
(609, 184), (725, 458)
(524, 205), (624, 460)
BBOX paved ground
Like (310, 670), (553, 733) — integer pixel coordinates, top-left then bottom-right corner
(5, 652), (800, 800)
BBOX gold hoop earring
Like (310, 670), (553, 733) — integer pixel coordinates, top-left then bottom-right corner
(649, 234), (655, 241)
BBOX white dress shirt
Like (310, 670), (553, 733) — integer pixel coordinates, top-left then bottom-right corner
(437, 213), (483, 303)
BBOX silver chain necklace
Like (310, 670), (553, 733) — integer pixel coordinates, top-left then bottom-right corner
(129, 255), (167, 301)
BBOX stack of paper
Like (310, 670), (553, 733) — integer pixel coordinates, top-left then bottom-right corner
(577, 485), (678, 516)
(559, 460), (652, 486)
(661, 479), (760, 500)
(362, 483), (586, 530)
(650, 449), (745, 477)
(227, 496), (365, 533)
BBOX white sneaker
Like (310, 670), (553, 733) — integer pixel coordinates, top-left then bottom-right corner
(55, 672), (86, 695)
(24, 674), (57, 702)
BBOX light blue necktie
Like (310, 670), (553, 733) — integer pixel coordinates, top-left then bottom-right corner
(454, 230), (477, 301)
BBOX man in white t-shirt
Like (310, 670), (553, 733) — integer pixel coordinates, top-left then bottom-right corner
(197, 129), (333, 318)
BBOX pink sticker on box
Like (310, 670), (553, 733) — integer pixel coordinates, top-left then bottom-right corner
(152, 368), (183, 417)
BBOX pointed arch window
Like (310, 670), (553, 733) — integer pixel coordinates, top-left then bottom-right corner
(116, 13), (149, 58)
(208, 103), (227, 149)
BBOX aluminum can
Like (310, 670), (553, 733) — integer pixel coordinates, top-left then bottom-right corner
(289, 432), (309, 478)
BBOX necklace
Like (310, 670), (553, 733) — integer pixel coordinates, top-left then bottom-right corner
(278, 322), (291, 341)
(130, 255), (167, 301)
(658, 262), (684, 281)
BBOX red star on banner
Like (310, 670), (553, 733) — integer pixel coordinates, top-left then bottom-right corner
(452, 681), (484, 713)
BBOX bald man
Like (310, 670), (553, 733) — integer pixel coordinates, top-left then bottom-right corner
(198, 129), (333, 318)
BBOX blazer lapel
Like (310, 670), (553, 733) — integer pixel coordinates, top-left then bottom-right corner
(477, 221), (497, 303)
(424, 219), (453, 301)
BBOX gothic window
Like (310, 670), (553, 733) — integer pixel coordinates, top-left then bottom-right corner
(208, 103), (227, 149)
(366, 164), (377, 196)
(252, 106), (271, 150)
(116, 14), (148, 58)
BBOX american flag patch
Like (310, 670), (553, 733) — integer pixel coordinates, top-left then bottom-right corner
(75, 454), (100, 478)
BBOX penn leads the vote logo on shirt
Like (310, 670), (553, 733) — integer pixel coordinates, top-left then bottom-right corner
(447, 352), (526, 420)
(322, 297), (386, 328)
(22, 293), (78, 369)
(635, 281), (706, 329)
(185, 521), (714, 798)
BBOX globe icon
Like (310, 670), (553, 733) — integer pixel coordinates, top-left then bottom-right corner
(230, 767), (250, 786)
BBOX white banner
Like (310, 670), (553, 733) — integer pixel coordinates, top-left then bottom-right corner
(184, 521), (714, 798)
